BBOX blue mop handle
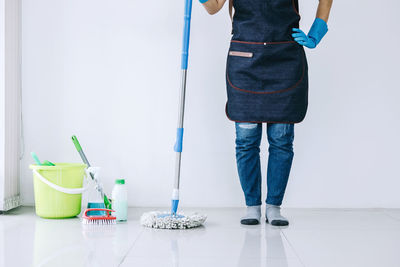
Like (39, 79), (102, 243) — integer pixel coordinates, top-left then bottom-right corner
(171, 0), (193, 216)
(174, 128), (184, 153)
(181, 0), (193, 70)
(174, 0), (193, 153)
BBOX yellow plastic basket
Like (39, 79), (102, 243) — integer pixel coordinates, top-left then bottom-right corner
(29, 163), (87, 219)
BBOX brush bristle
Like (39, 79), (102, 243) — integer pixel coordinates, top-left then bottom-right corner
(82, 218), (116, 225)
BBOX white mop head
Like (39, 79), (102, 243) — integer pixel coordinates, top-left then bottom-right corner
(140, 211), (207, 229)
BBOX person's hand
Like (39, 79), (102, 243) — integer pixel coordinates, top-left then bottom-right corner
(292, 28), (317, 49)
(292, 18), (328, 49)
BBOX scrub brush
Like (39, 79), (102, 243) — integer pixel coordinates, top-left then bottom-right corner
(82, 208), (116, 225)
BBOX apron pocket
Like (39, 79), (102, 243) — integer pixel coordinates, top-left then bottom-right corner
(227, 41), (305, 94)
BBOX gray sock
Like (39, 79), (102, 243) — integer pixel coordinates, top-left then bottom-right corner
(265, 204), (289, 226)
(240, 205), (261, 225)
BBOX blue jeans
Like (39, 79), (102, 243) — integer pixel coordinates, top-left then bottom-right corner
(235, 122), (294, 206)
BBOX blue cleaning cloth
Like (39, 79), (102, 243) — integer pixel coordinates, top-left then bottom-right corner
(199, 0), (209, 3)
(292, 18), (328, 49)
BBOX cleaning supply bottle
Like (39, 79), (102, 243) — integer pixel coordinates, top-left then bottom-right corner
(112, 179), (128, 221)
(86, 167), (106, 216)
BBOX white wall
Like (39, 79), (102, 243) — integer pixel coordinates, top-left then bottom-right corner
(20, 0), (400, 208)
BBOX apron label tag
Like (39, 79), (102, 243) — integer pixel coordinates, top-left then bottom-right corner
(229, 51), (253, 58)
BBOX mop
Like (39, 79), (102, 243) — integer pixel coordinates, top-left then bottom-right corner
(140, 0), (206, 229)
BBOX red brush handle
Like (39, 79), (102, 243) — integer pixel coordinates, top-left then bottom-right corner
(84, 208), (115, 217)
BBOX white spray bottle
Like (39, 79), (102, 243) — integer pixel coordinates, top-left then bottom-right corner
(86, 167), (106, 216)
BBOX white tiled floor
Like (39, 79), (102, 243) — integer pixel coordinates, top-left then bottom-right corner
(1, 207), (400, 267)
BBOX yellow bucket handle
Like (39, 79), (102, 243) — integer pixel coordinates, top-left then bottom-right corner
(33, 169), (88, 195)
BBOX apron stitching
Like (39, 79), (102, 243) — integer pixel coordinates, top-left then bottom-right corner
(231, 40), (296, 45)
(226, 54), (305, 95)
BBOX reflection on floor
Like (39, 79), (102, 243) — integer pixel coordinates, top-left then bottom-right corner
(1, 207), (400, 267)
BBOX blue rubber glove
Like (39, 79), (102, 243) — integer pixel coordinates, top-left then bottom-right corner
(292, 18), (328, 49)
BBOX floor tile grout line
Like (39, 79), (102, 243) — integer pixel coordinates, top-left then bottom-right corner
(118, 227), (145, 267)
(280, 228), (307, 267)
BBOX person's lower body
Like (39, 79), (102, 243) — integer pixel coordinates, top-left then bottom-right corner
(235, 122), (294, 226)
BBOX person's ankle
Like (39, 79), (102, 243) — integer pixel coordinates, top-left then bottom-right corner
(240, 205), (261, 225)
(265, 204), (289, 226)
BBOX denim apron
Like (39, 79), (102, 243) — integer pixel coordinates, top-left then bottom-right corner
(226, 0), (308, 123)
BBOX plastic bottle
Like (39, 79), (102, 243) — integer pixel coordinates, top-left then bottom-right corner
(112, 179), (128, 221)
(86, 167), (106, 216)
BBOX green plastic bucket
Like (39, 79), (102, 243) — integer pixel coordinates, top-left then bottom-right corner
(29, 163), (87, 219)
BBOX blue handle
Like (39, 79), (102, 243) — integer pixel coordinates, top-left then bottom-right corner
(171, 199), (179, 215)
(181, 0), (193, 70)
(174, 128), (184, 152)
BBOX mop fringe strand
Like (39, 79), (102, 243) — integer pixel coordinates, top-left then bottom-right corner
(140, 211), (207, 229)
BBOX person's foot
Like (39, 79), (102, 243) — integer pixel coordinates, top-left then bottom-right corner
(240, 205), (261, 225)
(265, 204), (289, 226)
